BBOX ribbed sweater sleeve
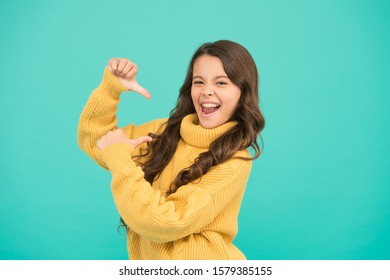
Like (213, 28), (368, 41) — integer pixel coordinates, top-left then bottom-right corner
(77, 68), (166, 168)
(77, 68), (128, 168)
(99, 142), (252, 244)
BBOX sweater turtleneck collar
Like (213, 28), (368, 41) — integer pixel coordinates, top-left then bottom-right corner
(180, 113), (237, 148)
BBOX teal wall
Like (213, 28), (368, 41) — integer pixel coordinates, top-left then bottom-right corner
(0, 0), (389, 260)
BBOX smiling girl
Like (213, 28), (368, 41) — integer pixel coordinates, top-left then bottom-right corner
(78, 40), (265, 259)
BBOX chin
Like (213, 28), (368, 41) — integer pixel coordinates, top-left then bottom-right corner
(199, 118), (222, 129)
(196, 109), (227, 129)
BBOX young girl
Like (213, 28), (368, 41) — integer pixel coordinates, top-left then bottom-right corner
(78, 40), (265, 260)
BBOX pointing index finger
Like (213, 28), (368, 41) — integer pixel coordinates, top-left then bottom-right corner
(132, 82), (151, 99)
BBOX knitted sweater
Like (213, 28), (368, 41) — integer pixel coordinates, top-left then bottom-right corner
(78, 69), (252, 259)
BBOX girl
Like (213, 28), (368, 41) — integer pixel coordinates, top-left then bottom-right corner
(78, 40), (265, 260)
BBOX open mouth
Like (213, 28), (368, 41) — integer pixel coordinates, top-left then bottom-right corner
(201, 103), (221, 115)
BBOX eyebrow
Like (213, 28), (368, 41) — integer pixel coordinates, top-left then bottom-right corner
(192, 75), (229, 79)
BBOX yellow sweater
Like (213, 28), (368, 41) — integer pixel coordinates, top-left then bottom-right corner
(78, 69), (252, 260)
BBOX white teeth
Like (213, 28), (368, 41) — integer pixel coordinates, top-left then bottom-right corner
(202, 103), (220, 108)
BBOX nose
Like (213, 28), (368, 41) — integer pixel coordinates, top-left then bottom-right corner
(202, 85), (215, 97)
(201, 91), (214, 97)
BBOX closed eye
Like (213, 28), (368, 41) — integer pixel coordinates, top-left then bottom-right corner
(216, 81), (227, 85)
(193, 80), (204, 85)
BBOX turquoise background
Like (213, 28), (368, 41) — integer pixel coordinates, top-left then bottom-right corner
(0, 0), (389, 260)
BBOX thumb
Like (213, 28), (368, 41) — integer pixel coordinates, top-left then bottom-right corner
(132, 81), (151, 99)
(130, 136), (153, 148)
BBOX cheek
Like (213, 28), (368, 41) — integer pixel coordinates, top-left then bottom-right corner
(223, 93), (241, 118)
(233, 89), (241, 107)
(191, 88), (199, 105)
(226, 91), (241, 110)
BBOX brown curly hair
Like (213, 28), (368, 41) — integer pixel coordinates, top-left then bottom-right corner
(136, 40), (265, 195)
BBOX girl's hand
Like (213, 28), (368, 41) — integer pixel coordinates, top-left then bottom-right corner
(108, 58), (151, 99)
(96, 129), (152, 150)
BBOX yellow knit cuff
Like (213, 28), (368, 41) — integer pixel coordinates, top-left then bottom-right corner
(100, 68), (129, 98)
(99, 143), (136, 174)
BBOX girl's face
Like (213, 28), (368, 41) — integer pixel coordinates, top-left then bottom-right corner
(191, 55), (241, 129)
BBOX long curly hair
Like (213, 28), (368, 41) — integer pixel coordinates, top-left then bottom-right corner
(136, 40), (265, 195)
(119, 40), (265, 230)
